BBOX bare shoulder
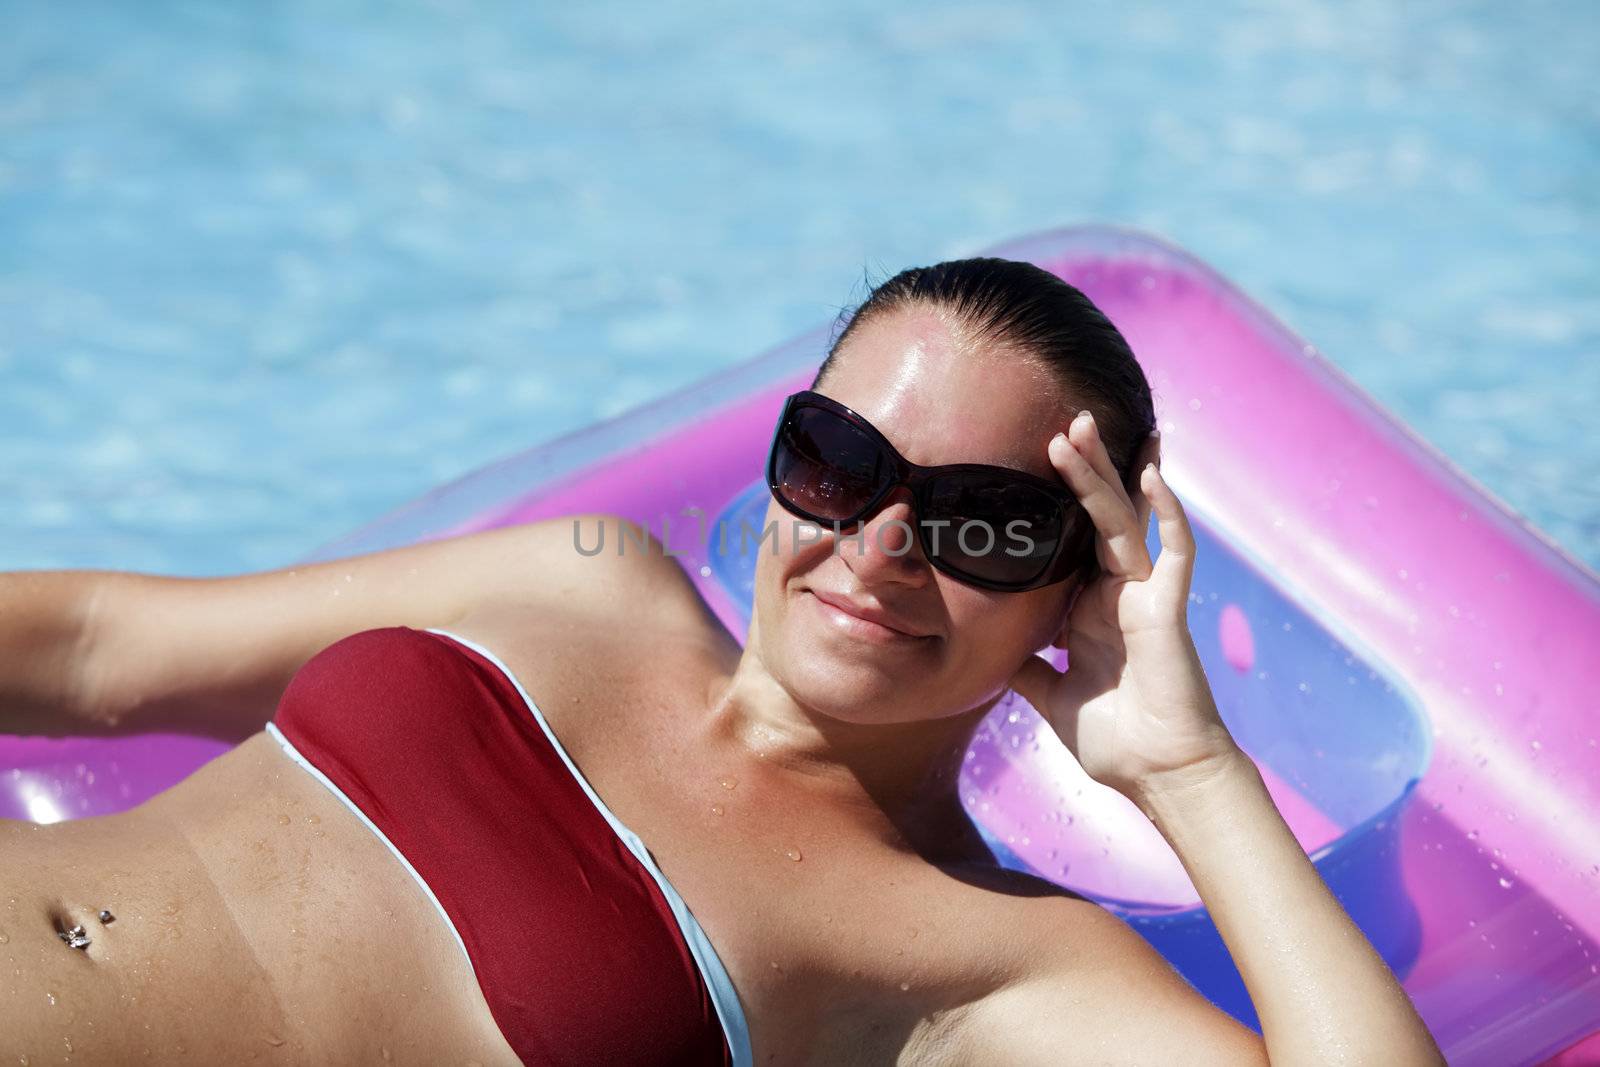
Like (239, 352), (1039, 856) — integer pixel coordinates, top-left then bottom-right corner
(512, 512), (723, 631)
(450, 512), (732, 652)
(935, 878), (1268, 1066)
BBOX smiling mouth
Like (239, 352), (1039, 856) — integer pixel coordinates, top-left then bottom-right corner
(805, 590), (933, 646)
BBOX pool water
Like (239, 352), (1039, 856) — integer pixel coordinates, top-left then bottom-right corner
(1, 1), (1595, 577)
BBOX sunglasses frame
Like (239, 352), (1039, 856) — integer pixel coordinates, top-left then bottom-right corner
(765, 389), (1091, 592)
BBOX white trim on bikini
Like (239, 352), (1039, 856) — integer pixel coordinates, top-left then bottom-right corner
(421, 627), (754, 1067)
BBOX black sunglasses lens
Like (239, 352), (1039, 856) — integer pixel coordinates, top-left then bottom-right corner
(923, 473), (1066, 587)
(772, 404), (889, 522)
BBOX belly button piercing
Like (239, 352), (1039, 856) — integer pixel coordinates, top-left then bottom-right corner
(98, 909), (115, 924)
(58, 924), (91, 951)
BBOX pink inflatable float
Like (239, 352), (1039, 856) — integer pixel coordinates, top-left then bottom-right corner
(5, 226), (1598, 1065)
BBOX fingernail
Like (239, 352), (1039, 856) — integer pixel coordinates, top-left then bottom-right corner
(1076, 409), (1093, 425)
(1148, 429), (1160, 440)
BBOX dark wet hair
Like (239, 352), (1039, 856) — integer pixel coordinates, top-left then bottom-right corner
(813, 256), (1157, 590)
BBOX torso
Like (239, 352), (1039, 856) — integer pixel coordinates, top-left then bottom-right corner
(2, 571), (1110, 1065)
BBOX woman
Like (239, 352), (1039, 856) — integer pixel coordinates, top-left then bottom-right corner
(0, 259), (1442, 1065)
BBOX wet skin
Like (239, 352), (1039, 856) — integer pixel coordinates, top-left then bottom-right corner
(0, 599), (1121, 1066)
(3, 308), (1175, 1064)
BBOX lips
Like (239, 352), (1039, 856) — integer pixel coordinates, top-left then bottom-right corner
(808, 589), (931, 642)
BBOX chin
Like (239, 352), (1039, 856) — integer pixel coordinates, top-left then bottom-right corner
(783, 645), (908, 723)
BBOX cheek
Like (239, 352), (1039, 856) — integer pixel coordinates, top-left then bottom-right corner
(944, 587), (1062, 667)
(750, 505), (829, 653)
(756, 499), (832, 579)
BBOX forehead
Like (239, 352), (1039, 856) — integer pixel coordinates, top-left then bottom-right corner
(818, 305), (1070, 479)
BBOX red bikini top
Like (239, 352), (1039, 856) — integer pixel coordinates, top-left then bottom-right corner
(266, 626), (750, 1066)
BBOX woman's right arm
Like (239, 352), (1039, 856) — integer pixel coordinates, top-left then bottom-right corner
(0, 515), (688, 742)
(0, 569), (105, 734)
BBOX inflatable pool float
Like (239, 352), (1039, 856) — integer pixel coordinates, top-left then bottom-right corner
(5, 226), (1597, 1065)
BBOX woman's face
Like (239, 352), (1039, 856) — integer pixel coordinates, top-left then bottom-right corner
(750, 303), (1082, 726)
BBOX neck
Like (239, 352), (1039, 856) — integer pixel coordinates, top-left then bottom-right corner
(699, 643), (1002, 862)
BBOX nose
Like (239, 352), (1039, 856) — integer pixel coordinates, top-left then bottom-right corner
(838, 486), (932, 588)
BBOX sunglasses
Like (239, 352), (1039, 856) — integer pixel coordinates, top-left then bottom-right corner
(765, 390), (1094, 592)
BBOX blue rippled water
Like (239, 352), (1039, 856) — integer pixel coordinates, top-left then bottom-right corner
(2, 1), (1595, 576)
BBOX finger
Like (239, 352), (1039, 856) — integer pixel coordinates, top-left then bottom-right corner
(1049, 580), (1086, 649)
(1050, 431), (1152, 579)
(1128, 432), (1161, 537)
(1011, 652), (1080, 757)
(1009, 650), (1059, 716)
(1068, 411), (1135, 513)
(1139, 461), (1197, 611)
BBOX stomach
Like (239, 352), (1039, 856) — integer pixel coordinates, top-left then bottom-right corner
(0, 731), (517, 1065)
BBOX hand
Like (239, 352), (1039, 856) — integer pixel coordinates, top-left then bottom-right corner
(1007, 411), (1241, 807)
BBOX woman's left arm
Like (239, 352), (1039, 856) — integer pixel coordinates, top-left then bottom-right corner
(1136, 744), (1442, 1064)
(1007, 411), (1444, 1066)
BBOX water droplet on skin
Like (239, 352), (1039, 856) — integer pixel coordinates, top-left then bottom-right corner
(276, 814), (290, 826)
(719, 776), (738, 790)
(46, 991), (56, 1006)
(305, 814), (320, 824)
(785, 847), (803, 862)
(264, 1034), (284, 1047)
(0, 928), (8, 944)
(381, 1047), (392, 1061)
(709, 804), (724, 817)
(899, 981), (911, 991)
(1499, 877), (1514, 889)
